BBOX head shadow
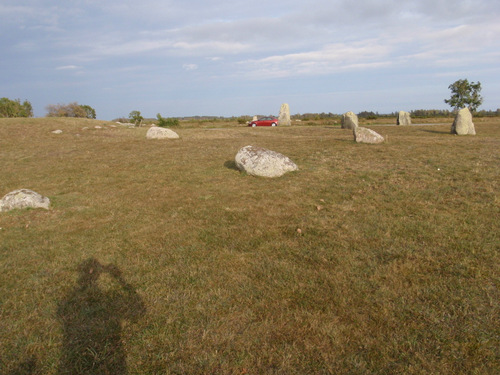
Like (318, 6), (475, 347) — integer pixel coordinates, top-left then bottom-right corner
(57, 258), (146, 375)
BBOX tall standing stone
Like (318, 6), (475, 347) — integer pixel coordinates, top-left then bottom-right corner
(451, 108), (476, 135)
(278, 103), (291, 126)
(397, 111), (412, 125)
(341, 111), (358, 129)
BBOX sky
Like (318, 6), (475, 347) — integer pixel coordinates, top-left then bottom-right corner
(2, 0), (500, 120)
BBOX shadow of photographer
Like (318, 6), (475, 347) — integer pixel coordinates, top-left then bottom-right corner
(57, 258), (145, 374)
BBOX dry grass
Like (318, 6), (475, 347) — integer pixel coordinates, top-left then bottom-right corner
(0, 117), (499, 374)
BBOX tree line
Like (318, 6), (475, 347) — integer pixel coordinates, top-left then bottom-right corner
(0, 99), (96, 119)
(0, 98), (33, 118)
(46, 103), (96, 119)
(0, 79), (494, 121)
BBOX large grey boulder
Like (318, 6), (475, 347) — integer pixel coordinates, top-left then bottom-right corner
(235, 145), (298, 178)
(278, 103), (291, 126)
(451, 108), (476, 135)
(353, 127), (384, 144)
(146, 127), (180, 139)
(0, 189), (50, 212)
(397, 111), (412, 125)
(341, 112), (358, 129)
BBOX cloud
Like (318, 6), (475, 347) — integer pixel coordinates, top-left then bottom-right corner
(56, 65), (81, 70)
(0, 4), (35, 16)
(182, 63), (198, 71)
(238, 41), (393, 79)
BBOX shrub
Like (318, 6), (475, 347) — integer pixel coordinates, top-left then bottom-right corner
(80, 105), (96, 119)
(46, 103), (96, 118)
(156, 113), (179, 127)
(112, 117), (129, 123)
(0, 97), (33, 118)
(358, 111), (378, 119)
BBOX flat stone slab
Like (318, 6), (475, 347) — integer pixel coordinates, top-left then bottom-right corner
(0, 189), (50, 212)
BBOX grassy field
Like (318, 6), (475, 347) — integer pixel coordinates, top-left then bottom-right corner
(0, 117), (498, 374)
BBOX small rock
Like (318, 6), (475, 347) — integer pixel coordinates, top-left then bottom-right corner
(52, 130), (63, 134)
(0, 189), (50, 212)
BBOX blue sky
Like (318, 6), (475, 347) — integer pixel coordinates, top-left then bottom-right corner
(2, 0), (499, 120)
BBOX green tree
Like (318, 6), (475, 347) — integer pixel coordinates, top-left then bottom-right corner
(444, 79), (483, 113)
(128, 110), (144, 127)
(80, 105), (97, 119)
(0, 97), (33, 118)
(21, 100), (33, 117)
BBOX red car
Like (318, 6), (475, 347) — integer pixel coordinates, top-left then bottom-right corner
(248, 116), (278, 127)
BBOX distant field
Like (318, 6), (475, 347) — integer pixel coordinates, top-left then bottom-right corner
(0, 117), (498, 374)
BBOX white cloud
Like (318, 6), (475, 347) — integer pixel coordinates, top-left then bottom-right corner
(182, 64), (198, 71)
(56, 65), (81, 70)
(238, 41), (393, 79)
